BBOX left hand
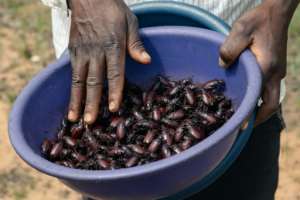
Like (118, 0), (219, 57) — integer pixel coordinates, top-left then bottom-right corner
(219, 1), (290, 126)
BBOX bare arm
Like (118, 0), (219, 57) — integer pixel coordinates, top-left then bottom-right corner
(219, 0), (300, 125)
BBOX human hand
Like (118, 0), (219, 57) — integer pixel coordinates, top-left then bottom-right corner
(219, 0), (298, 126)
(67, 0), (151, 124)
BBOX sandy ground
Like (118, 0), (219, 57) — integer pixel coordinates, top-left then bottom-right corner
(277, 130), (300, 200)
(0, 102), (80, 200)
(0, 1), (300, 200)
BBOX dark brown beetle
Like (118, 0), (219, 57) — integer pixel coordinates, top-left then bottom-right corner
(148, 138), (161, 153)
(50, 142), (63, 159)
(116, 120), (126, 140)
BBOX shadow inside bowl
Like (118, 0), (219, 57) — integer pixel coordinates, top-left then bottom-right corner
(10, 26), (261, 200)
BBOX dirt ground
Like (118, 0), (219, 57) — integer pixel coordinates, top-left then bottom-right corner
(0, 1), (300, 200)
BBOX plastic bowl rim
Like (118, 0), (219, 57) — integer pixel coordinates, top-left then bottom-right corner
(8, 26), (262, 181)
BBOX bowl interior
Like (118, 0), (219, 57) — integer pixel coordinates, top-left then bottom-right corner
(14, 27), (259, 173)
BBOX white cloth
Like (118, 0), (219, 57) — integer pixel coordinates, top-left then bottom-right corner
(40, 0), (285, 102)
(41, 0), (263, 57)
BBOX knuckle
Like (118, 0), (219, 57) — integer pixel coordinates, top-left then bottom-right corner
(86, 76), (103, 87)
(232, 20), (252, 36)
(68, 44), (76, 51)
(68, 37), (79, 49)
(129, 39), (144, 50)
(69, 40), (85, 51)
(72, 74), (84, 88)
(233, 21), (247, 34)
(103, 36), (121, 51)
(69, 46), (79, 59)
(107, 69), (121, 81)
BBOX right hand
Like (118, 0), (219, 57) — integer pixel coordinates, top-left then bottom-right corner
(218, 1), (295, 126)
(67, 0), (151, 124)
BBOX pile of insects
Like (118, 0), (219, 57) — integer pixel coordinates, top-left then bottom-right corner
(41, 76), (234, 170)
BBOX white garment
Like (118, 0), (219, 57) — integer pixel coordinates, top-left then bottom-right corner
(40, 0), (285, 102)
(41, 0), (263, 57)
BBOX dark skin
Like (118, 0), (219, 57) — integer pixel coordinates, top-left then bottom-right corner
(67, 0), (299, 126)
(219, 0), (299, 126)
(67, 0), (151, 124)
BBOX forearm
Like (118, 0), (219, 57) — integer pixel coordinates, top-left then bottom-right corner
(264, 0), (299, 25)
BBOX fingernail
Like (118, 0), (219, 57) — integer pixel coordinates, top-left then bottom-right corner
(109, 102), (117, 112)
(68, 111), (76, 121)
(142, 52), (151, 62)
(219, 57), (228, 68)
(84, 113), (92, 123)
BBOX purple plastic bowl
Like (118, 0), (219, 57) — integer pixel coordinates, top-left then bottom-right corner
(9, 27), (262, 200)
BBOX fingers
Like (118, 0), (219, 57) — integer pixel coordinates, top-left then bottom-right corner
(105, 41), (126, 112)
(68, 49), (89, 122)
(219, 22), (252, 68)
(255, 77), (281, 126)
(83, 52), (105, 124)
(127, 15), (151, 64)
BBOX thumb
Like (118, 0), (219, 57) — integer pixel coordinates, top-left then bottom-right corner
(219, 22), (252, 68)
(127, 15), (151, 64)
